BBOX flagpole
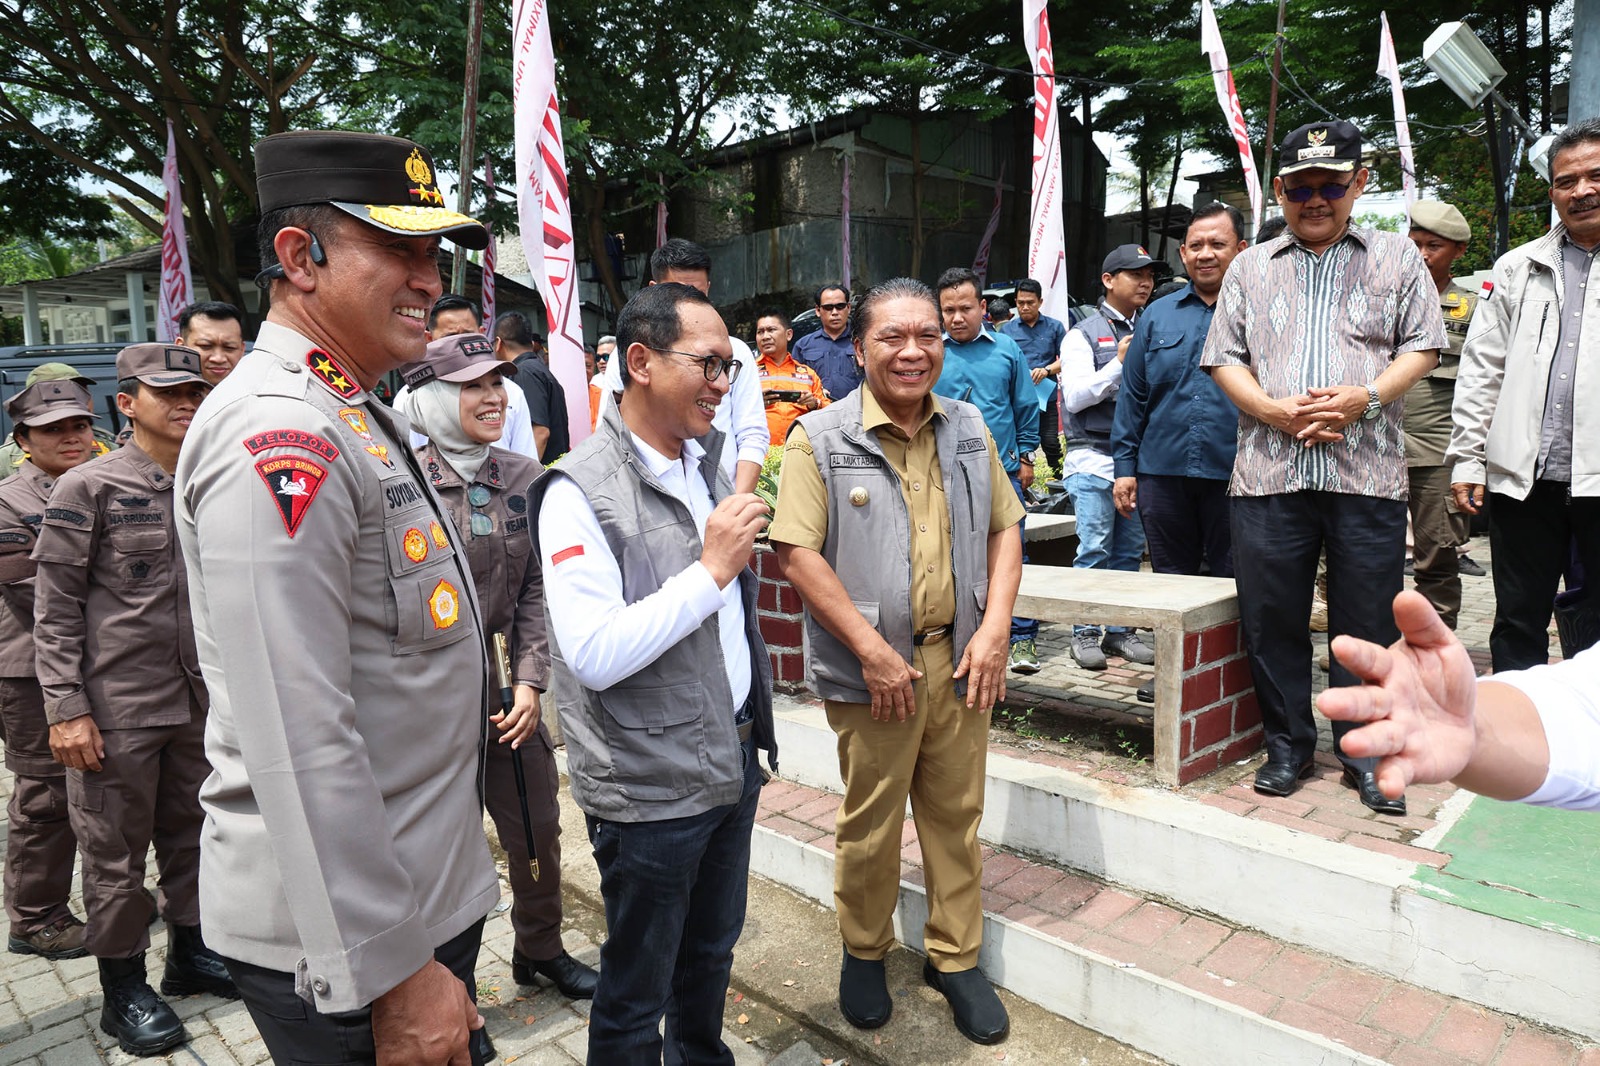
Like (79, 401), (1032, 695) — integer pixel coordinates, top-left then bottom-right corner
(1261, 0), (1287, 199)
(451, 0), (486, 295)
(482, 154), (498, 328)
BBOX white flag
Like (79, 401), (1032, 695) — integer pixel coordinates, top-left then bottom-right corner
(1200, 0), (1263, 236)
(972, 163), (1006, 288)
(513, 0), (590, 443)
(1377, 12), (1417, 207)
(157, 121), (192, 344)
(1022, 0), (1070, 322)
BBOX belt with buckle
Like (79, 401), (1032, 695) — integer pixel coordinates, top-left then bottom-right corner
(913, 625), (951, 645)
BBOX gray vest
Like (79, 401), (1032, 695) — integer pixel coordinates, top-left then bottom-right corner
(1064, 302), (1135, 450)
(532, 401), (776, 822)
(797, 392), (995, 703)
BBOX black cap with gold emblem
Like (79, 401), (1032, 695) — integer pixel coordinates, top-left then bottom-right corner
(1278, 120), (1363, 177)
(254, 131), (490, 250)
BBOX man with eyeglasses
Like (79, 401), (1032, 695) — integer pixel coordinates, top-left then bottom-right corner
(1449, 117), (1600, 672)
(793, 283), (862, 401)
(536, 282), (777, 1064)
(1201, 120), (1445, 815)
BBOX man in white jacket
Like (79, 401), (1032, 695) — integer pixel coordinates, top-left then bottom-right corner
(1448, 117), (1600, 672)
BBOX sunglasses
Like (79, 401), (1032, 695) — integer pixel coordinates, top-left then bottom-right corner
(649, 347), (741, 384)
(819, 302), (849, 312)
(1282, 179), (1356, 203)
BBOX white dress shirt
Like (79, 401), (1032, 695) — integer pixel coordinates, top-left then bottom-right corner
(538, 435), (751, 712)
(1496, 645), (1600, 810)
(393, 378), (540, 461)
(602, 336), (769, 479)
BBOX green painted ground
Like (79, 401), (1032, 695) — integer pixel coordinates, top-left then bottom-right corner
(1414, 796), (1600, 943)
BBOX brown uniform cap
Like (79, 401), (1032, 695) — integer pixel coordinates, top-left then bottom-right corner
(401, 333), (515, 389)
(1409, 200), (1471, 243)
(254, 131), (490, 250)
(116, 343), (209, 388)
(5, 380), (95, 427)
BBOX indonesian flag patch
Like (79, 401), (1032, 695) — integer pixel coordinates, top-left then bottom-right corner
(255, 455), (328, 538)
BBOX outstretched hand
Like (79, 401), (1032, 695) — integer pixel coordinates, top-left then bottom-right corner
(1315, 591), (1480, 799)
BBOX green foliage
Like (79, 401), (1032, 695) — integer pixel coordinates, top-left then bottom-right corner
(1352, 211), (1402, 233)
(1422, 137), (1551, 276)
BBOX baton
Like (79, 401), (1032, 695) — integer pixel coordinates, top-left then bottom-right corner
(492, 632), (541, 882)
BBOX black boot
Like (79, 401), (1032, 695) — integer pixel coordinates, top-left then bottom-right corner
(160, 923), (240, 1000)
(513, 949), (598, 999)
(99, 954), (187, 1056)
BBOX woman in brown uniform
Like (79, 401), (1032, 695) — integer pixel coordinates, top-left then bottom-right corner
(396, 335), (598, 1044)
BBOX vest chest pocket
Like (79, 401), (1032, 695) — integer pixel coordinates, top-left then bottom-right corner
(104, 524), (168, 588)
(383, 514), (473, 655)
(597, 682), (709, 802)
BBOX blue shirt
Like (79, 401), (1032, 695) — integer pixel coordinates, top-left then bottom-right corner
(1001, 314), (1068, 372)
(935, 327), (1040, 473)
(792, 328), (861, 400)
(1112, 284), (1238, 482)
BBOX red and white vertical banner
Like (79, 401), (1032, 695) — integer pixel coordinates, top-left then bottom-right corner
(655, 172), (668, 248)
(972, 162), (1006, 288)
(840, 154), (852, 290)
(1199, 0), (1263, 237)
(481, 154), (498, 328)
(157, 120), (192, 343)
(1377, 12), (1417, 209)
(512, 0), (590, 443)
(1022, 0), (1070, 322)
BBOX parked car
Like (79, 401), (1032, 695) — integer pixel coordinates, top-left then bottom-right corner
(0, 344), (128, 439)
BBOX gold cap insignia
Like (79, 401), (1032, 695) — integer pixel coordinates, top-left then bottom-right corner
(849, 486), (869, 507)
(1307, 128), (1328, 146)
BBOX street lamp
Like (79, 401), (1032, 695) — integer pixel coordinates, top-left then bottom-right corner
(1424, 21), (1541, 257)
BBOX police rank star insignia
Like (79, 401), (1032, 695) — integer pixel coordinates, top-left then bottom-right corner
(308, 350), (360, 399)
(849, 486), (869, 507)
(254, 455), (328, 538)
(428, 579), (460, 629)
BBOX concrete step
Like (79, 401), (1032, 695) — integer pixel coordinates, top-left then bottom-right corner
(766, 696), (1600, 1054)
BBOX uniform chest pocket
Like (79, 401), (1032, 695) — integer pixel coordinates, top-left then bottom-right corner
(1144, 333), (1187, 385)
(1512, 296), (1554, 352)
(104, 525), (169, 588)
(384, 514), (473, 655)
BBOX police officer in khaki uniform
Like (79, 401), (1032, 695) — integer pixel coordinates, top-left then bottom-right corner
(0, 363), (117, 480)
(0, 380), (98, 961)
(395, 334), (598, 1014)
(1405, 201), (1478, 629)
(175, 130), (498, 1066)
(769, 277), (1024, 1046)
(31, 343), (231, 1056)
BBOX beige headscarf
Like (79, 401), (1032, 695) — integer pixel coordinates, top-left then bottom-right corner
(396, 380), (489, 483)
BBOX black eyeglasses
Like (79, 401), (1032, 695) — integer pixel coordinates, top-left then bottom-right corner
(819, 302), (849, 312)
(1282, 179), (1356, 203)
(649, 347), (741, 384)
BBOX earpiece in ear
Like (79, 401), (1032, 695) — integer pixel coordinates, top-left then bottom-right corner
(308, 232), (327, 265)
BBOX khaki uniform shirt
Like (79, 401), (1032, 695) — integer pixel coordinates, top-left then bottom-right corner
(418, 443), (549, 692)
(0, 461), (54, 677)
(176, 322), (497, 1013)
(769, 386), (1023, 631)
(1405, 281), (1479, 468)
(32, 441), (204, 727)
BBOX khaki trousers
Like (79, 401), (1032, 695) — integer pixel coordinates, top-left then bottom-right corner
(1408, 464), (1469, 630)
(825, 635), (988, 971)
(66, 710), (206, 958)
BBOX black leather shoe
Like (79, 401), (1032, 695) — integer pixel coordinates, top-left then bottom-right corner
(161, 923), (240, 999)
(1136, 678), (1155, 704)
(470, 1026), (497, 1063)
(923, 962), (1009, 1045)
(1253, 759), (1314, 797)
(1342, 767), (1407, 815)
(99, 955), (187, 1056)
(512, 949), (598, 999)
(838, 950), (891, 1029)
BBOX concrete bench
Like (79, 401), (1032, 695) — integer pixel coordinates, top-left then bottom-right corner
(1023, 511), (1076, 542)
(1013, 565), (1257, 786)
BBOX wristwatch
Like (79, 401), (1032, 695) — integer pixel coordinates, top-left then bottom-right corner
(1361, 383), (1382, 421)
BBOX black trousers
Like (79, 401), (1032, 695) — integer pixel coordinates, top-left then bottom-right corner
(1231, 492), (1405, 771)
(223, 917), (487, 1065)
(1039, 390), (1062, 471)
(1488, 481), (1600, 672)
(1137, 474), (1233, 577)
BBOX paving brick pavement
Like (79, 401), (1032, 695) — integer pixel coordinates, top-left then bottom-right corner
(756, 777), (1594, 1065)
(0, 779), (843, 1066)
